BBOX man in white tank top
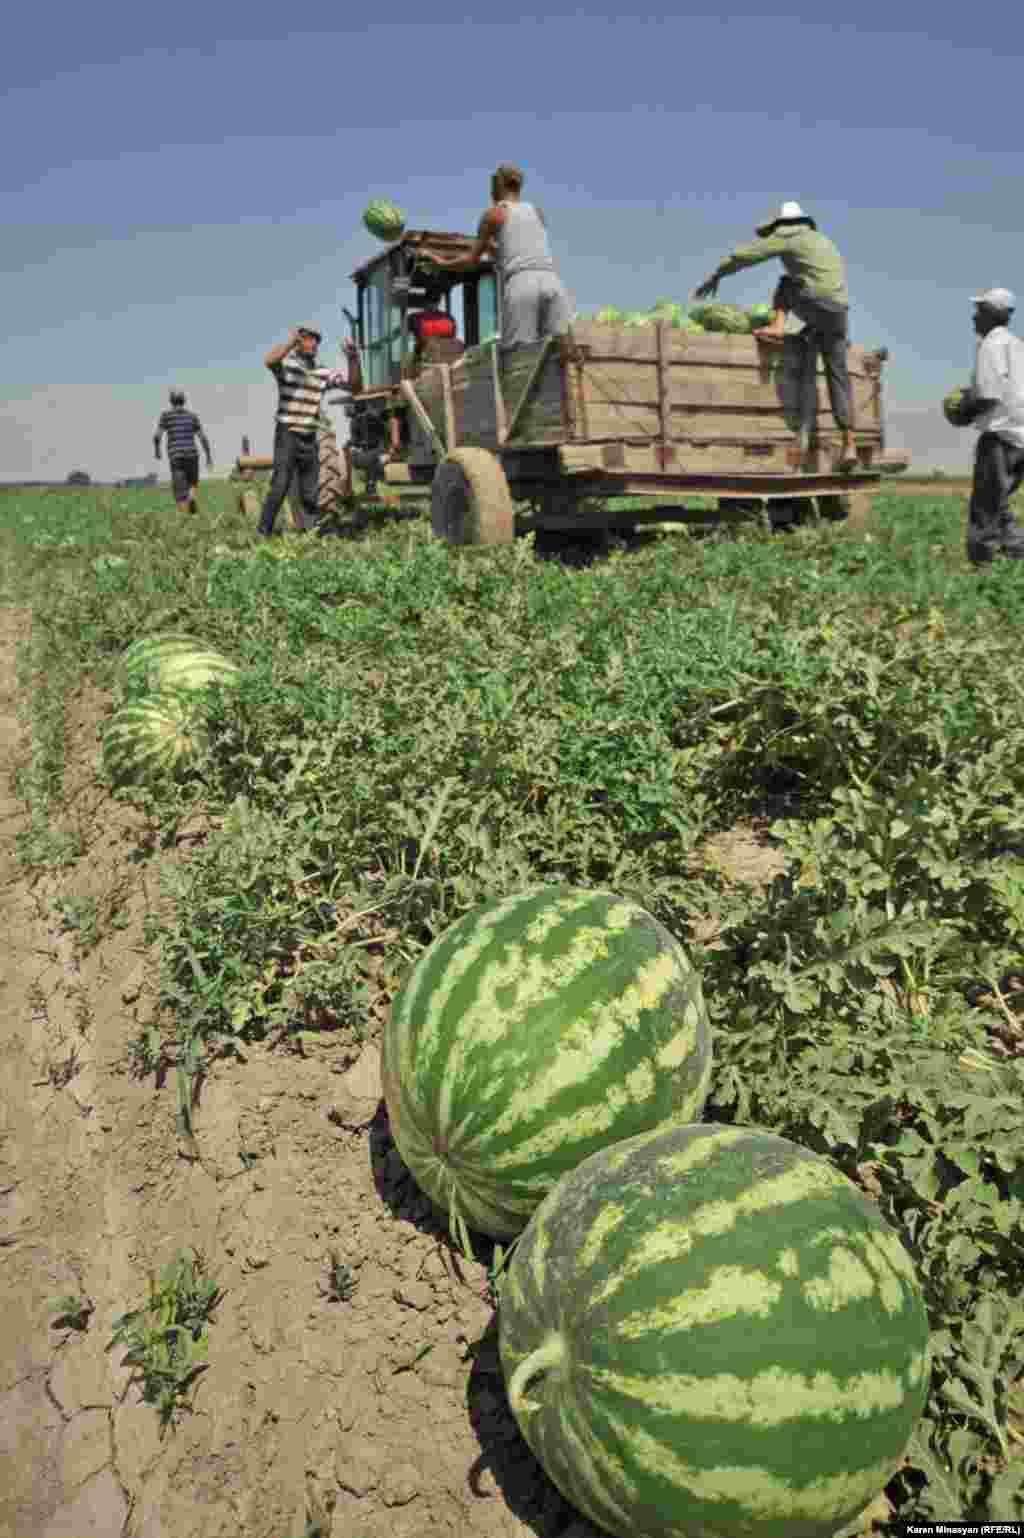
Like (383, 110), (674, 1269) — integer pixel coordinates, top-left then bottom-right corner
(419, 164), (573, 349)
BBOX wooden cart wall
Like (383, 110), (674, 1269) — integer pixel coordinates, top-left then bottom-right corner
(404, 322), (887, 476)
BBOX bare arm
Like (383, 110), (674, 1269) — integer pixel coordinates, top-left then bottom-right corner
(418, 209), (500, 272)
(199, 432), (213, 465)
(265, 329), (301, 369)
(153, 420), (164, 459)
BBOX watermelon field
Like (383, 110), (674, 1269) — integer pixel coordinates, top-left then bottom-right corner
(0, 479), (1022, 1537)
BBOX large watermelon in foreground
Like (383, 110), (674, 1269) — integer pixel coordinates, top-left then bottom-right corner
(498, 1122), (930, 1538)
(362, 198), (406, 242)
(102, 692), (209, 785)
(380, 886), (712, 1246)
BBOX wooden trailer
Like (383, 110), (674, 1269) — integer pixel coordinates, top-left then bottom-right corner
(245, 228), (908, 542)
(392, 322), (903, 544)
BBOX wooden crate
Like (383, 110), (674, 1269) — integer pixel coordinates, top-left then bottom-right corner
(404, 322), (887, 476)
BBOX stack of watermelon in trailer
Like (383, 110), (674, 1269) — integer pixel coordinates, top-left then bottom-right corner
(379, 884), (932, 1538)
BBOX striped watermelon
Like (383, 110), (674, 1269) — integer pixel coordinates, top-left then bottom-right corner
(697, 302), (753, 334)
(362, 199), (406, 242)
(121, 634), (241, 697)
(102, 692), (209, 785)
(380, 886), (712, 1249)
(498, 1122), (930, 1538)
(121, 633), (209, 687)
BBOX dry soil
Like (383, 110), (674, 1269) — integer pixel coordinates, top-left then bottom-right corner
(0, 605), (784, 1538)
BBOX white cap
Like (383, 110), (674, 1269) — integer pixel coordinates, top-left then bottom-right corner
(756, 201), (814, 236)
(972, 287), (1016, 311)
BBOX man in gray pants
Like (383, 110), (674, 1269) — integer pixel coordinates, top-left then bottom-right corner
(956, 287), (1024, 565)
(419, 163), (573, 349)
(695, 200), (858, 468)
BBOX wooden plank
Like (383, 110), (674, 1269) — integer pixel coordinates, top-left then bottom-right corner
(383, 462), (414, 483)
(399, 380), (447, 460)
(577, 361), (881, 423)
(491, 345), (508, 444)
(441, 365), (457, 452)
(504, 338), (558, 443)
(656, 320), (671, 461)
(575, 402), (882, 446)
(571, 321), (884, 376)
(557, 441), (883, 480)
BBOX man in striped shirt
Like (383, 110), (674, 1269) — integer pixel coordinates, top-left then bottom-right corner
(153, 390), (213, 513)
(257, 326), (361, 536)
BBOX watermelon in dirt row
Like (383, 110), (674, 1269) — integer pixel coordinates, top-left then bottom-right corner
(380, 886), (712, 1249)
(120, 634), (241, 698)
(102, 692), (210, 786)
(120, 633), (209, 687)
(498, 1122), (931, 1538)
(362, 199), (406, 242)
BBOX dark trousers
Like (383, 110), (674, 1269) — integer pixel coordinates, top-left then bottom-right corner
(258, 424), (319, 534)
(967, 433), (1024, 565)
(774, 275), (852, 432)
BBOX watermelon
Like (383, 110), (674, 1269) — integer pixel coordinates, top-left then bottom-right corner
(594, 307), (623, 326)
(121, 633), (209, 688)
(649, 300), (685, 326)
(749, 302), (775, 327)
(697, 302), (752, 334)
(380, 886), (712, 1248)
(498, 1122), (931, 1538)
(621, 311), (654, 329)
(102, 692), (209, 786)
(362, 199), (406, 242)
(121, 634), (241, 698)
(943, 386), (974, 427)
(149, 649), (241, 697)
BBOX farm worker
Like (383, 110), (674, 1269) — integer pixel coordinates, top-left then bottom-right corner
(257, 326), (361, 537)
(957, 289), (1024, 565)
(694, 201), (858, 469)
(153, 390), (213, 514)
(417, 164), (574, 349)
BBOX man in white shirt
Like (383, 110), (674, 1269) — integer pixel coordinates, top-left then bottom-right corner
(960, 288), (1024, 565)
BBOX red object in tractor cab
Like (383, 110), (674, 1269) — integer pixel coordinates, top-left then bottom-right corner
(412, 309), (457, 343)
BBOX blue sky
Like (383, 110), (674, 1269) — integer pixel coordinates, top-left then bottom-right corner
(3, 0), (1021, 480)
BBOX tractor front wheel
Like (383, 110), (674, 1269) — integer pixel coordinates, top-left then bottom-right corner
(431, 449), (514, 546)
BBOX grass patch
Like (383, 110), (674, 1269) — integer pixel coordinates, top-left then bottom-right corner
(106, 1247), (221, 1435)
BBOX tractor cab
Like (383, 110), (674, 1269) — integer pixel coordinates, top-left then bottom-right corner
(348, 230), (500, 392)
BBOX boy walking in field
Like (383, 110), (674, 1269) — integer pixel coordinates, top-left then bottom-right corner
(154, 390), (213, 513)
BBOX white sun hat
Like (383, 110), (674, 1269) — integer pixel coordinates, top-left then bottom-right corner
(757, 201), (817, 237)
(972, 287), (1016, 311)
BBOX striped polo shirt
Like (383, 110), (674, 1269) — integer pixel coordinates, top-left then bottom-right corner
(270, 352), (344, 434)
(156, 408), (205, 461)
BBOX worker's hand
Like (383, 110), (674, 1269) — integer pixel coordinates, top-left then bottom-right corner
(693, 278), (718, 301)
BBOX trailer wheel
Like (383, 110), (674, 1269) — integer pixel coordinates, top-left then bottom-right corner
(431, 449), (514, 546)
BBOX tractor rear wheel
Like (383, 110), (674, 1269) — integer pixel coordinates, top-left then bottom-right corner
(431, 449), (514, 546)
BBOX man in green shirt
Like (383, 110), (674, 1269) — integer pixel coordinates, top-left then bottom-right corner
(694, 201), (857, 468)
